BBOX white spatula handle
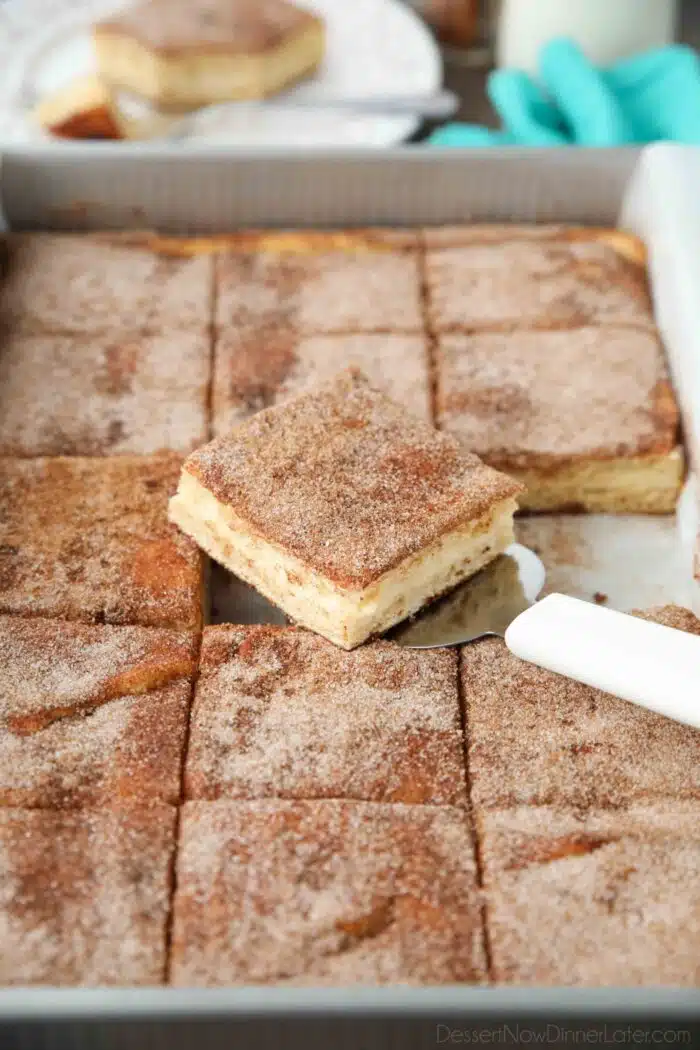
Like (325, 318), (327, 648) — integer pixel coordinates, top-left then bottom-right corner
(505, 594), (700, 730)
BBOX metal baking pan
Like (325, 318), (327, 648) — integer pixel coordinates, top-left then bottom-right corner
(0, 143), (699, 1049)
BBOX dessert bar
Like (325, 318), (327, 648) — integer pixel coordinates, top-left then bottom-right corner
(94, 0), (325, 109)
(0, 455), (204, 629)
(480, 802), (700, 986)
(435, 326), (683, 512)
(0, 615), (196, 807)
(0, 803), (176, 985)
(212, 330), (431, 433)
(215, 248), (423, 336)
(170, 369), (521, 648)
(0, 328), (210, 456)
(425, 236), (653, 333)
(185, 625), (465, 804)
(0, 234), (213, 336)
(462, 606), (700, 811)
(171, 799), (485, 985)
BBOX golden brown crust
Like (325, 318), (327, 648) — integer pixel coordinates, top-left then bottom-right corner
(171, 799), (485, 985)
(106, 229), (419, 258)
(45, 104), (123, 140)
(0, 804), (176, 985)
(96, 0), (323, 57)
(435, 328), (680, 471)
(462, 605), (700, 812)
(185, 625), (465, 805)
(422, 225), (647, 266)
(0, 455), (204, 629)
(183, 369), (522, 590)
(425, 238), (653, 334)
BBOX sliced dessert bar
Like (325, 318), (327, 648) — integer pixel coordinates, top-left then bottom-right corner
(212, 330), (431, 433)
(170, 799), (485, 985)
(0, 455), (204, 629)
(0, 615), (196, 807)
(170, 370), (521, 648)
(0, 234), (213, 336)
(480, 802), (700, 986)
(215, 248), (423, 335)
(185, 625), (465, 805)
(462, 606), (700, 811)
(425, 237), (653, 333)
(0, 328), (210, 456)
(435, 327), (682, 512)
(0, 803), (176, 985)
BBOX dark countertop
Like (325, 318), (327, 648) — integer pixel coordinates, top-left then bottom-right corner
(436, 0), (700, 131)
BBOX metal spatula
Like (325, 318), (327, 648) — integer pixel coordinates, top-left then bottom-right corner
(392, 544), (700, 730)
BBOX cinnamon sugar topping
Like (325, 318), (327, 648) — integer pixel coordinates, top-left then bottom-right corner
(215, 250), (423, 335)
(426, 239), (653, 332)
(436, 327), (679, 468)
(0, 455), (203, 628)
(186, 625), (465, 805)
(462, 606), (700, 811)
(212, 331), (431, 433)
(481, 803), (700, 985)
(184, 369), (522, 589)
(0, 804), (176, 985)
(171, 800), (484, 985)
(0, 328), (210, 456)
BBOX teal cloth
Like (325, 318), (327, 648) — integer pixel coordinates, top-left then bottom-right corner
(430, 39), (700, 147)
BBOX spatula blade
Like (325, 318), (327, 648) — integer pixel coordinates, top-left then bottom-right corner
(391, 544), (546, 649)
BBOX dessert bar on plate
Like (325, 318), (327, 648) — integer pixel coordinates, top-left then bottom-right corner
(169, 369), (522, 648)
(93, 0), (326, 109)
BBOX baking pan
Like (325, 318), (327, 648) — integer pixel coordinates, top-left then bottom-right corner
(0, 143), (699, 1048)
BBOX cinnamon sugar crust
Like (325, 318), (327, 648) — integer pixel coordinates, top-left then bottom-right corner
(185, 625), (465, 805)
(425, 238), (653, 333)
(212, 330), (431, 433)
(96, 0), (322, 55)
(0, 234), (213, 336)
(0, 803), (176, 985)
(0, 328), (211, 456)
(0, 455), (204, 629)
(421, 226), (647, 266)
(462, 605), (700, 811)
(480, 803), (700, 986)
(171, 799), (485, 985)
(0, 615), (196, 806)
(124, 228), (419, 256)
(215, 249), (423, 335)
(182, 369), (522, 590)
(435, 327), (680, 471)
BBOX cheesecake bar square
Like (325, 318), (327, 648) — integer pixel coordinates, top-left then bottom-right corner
(170, 370), (521, 648)
(462, 606), (700, 811)
(0, 328), (210, 456)
(171, 799), (485, 985)
(0, 803), (176, 985)
(0, 455), (204, 629)
(425, 237), (653, 333)
(0, 615), (196, 807)
(480, 803), (700, 986)
(94, 0), (325, 109)
(185, 625), (465, 805)
(435, 327), (682, 513)
(0, 234), (213, 336)
(212, 330), (431, 434)
(215, 248), (423, 335)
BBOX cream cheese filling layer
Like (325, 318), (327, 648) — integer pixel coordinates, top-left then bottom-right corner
(169, 471), (517, 649)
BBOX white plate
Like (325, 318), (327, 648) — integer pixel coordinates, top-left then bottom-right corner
(0, 0), (442, 148)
